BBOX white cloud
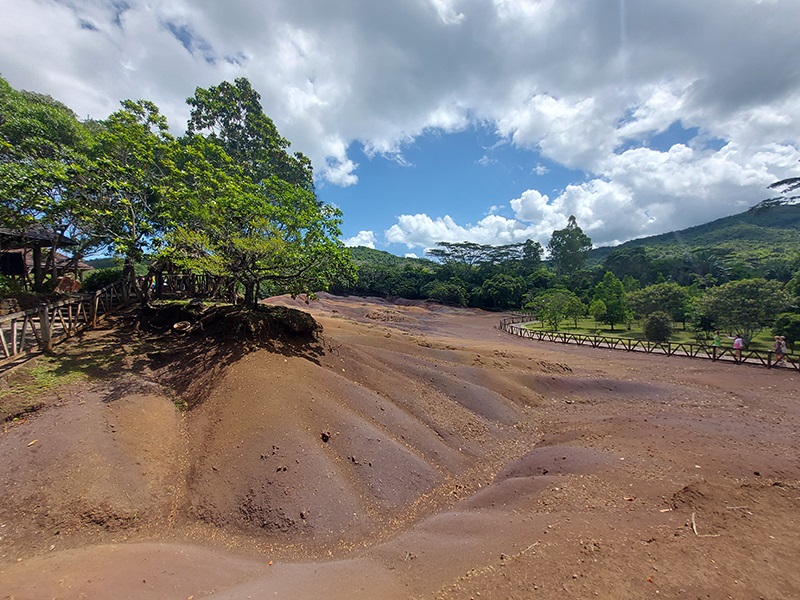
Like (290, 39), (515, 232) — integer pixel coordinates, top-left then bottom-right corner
(533, 163), (549, 176)
(428, 0), (466, 25)
(342, 230), (377, 248)
(324, 156), (359, 187)
(385, 213), (539, 249)
(3, 0), (800, 249)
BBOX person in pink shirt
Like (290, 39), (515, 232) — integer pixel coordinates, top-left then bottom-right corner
(732, 334), (743, 362)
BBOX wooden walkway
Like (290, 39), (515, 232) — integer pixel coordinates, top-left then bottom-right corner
(0, 278), (137, 367)
(499, 315), (799, 371)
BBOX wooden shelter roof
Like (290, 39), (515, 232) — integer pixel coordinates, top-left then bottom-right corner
(0, 225), (78, 249)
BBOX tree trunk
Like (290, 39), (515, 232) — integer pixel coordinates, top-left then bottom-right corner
(33, 245), (44, 290)
(244, 281), (257, 306)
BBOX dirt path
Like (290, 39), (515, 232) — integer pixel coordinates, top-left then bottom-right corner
(1, 294), (798, 599)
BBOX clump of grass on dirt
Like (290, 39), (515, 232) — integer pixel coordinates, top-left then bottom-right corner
(1, 356), (89, 421)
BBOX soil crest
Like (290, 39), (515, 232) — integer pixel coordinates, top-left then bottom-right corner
(1, 293), (798, 599)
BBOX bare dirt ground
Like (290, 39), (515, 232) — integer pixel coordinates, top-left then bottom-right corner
(1, 293), (798, 599)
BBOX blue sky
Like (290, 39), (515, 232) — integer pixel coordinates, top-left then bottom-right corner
(318, 124), (587, 254)
(2, 0), (800, 257)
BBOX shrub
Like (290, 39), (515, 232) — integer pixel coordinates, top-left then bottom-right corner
(643, 311), (673, 342)
(0, 275), (25, 298)
(772, 312), (800, 351)
(83, 267), (124, 292)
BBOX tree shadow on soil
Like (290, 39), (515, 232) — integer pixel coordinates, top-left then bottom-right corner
(131, 302), (327, 408)
(3, 302), (327, 413)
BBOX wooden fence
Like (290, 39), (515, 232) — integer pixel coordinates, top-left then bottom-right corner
(0, 278), (137, 364)
(151, 272), (221, 299)
(499, 315), (799, 371)
(0, 273), (232, 367)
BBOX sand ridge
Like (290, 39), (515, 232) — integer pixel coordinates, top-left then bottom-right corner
(1, 293), (798, 599)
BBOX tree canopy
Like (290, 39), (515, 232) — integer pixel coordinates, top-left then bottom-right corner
(693, 278), (793, 344)
(547, 215), (592, 276)
(0, 76), (353, 303)
(186, 77), (313, 191)
(591, 271), (629, 331)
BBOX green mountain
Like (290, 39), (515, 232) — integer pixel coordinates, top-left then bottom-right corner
(590, 202), (800, 269)
(85, 257), (120, 270)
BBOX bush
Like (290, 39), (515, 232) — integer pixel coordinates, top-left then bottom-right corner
(643, 311), (673, 342)
(421, 279), (468, 306)
(0, 275), (25, 298)
(83, 267), (124, 292)
(772, 312), (800, 351)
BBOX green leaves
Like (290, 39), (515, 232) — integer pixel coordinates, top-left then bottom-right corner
(79, 100), (176, 264)
(1, 75), (354, 302)
(186, 78), (313, 190)
(592, 271), (629, 331)
(166, 98), (354, 304)
(627, 282), (689, 321)
(0, 76), (90, 221)
(528, 288), (585, 330)
(693, 278), (793, 344)
(547, 215), (592, 277)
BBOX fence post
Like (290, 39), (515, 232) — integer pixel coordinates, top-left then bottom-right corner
(91, 291), (100, 327)
(38, 304), (52, 353)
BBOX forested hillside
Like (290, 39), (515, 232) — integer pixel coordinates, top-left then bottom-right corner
(337, 202), (800, 347)
(590, 203), (800, 268)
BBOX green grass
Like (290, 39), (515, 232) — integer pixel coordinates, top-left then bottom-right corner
(523, 318), (778, 351)
(1, 355), (90, 419)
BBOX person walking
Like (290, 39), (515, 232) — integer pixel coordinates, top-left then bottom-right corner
(712, 330), (722, 348)
(733, 334), (744, 362)
(773, 335), (786, 365)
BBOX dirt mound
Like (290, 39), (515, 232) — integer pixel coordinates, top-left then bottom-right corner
(141, 301), (320, 343)
(1, 295), (799, 599)
(494, 444), (616, 481)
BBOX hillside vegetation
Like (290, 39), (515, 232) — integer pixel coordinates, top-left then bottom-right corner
(335, 202), (800, 347)
(590, 203), (800, 268)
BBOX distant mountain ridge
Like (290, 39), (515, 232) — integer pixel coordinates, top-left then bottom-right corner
(590, 201), (800, 263)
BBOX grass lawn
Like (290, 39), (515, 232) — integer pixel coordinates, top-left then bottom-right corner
(523, 318), (779, 352)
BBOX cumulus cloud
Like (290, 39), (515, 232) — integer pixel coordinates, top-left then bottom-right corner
(385, 213), (539, 249)
(342, 230), (377, 248)
(3, 0), (800, 249)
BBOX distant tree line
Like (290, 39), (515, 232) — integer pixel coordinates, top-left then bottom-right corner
(0, 76), (354, 305)
(333, 211), (800, 349)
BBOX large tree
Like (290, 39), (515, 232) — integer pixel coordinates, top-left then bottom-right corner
(79, 100), (176, 288)
(426, 240), (542, 293)
(0, 77), (94, 287)
(186, 77), (313, 190)
(693, 278), (793, 345)
(547, 215), (592, 276)
(167, 92), (354, 305)
(167, 176), (352, 305)
(528, 288), (585, 330)
(627, 282), (690, 322)
(591, 271), (629, 331)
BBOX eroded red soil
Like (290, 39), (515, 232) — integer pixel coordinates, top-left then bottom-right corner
(1, 294), (798, 599)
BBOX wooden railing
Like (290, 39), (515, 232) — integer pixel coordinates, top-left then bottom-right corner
(499, 316), (799, 371)
(0, 272), (232, 366)
(151, 272), (222, 299)
(0, 278), (137, 364)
